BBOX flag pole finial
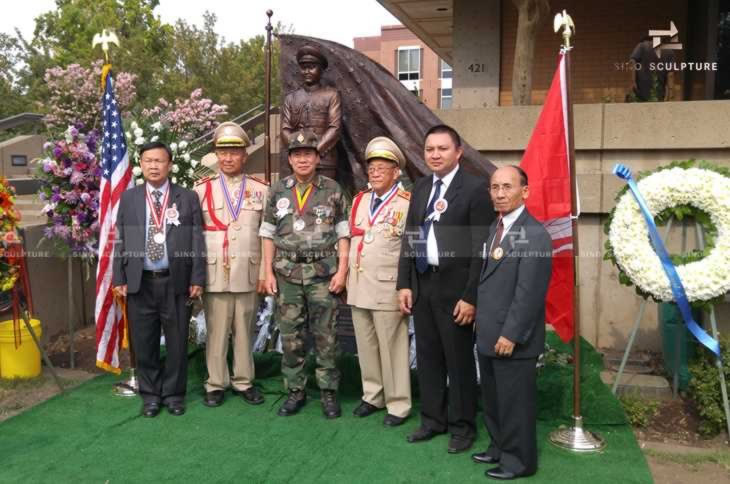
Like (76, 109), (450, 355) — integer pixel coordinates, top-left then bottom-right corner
(553, 10), (575, 49)
(92, 29), (120, 64)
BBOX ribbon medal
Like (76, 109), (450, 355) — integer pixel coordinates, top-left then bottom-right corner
(219, 176), (245, 228)
(291, 184), (314, 231)
(276, 197), (290, 219)
(145, 187), (170, 243)
(492, 247), (504, 260)
(293, 218), (306, 231)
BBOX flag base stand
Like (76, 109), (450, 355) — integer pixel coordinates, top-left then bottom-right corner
(549, 416), (606, 452)
(113, 368), (138, 397)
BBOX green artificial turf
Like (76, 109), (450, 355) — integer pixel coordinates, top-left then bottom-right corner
(0, 334), (652, 483)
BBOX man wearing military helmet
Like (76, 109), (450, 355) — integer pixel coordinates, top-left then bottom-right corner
(347, 136), (412, 426)
(259, 129), (350, 419)
(281, 45), (342, 180)
(194, 121), (269, 408)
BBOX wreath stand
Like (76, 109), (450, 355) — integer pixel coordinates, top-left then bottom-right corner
(7, 244), (64, 393)
(610, 217), (730, 439)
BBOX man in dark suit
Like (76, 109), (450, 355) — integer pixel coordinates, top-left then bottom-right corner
(472, 166), (552, 480)
(112, 141), (205, 418)
(397, 124), (493, 453)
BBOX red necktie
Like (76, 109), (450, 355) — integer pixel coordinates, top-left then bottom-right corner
(490, 217), (504, 254)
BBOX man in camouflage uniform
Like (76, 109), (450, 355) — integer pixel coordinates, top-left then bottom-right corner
(259, 129), (350, 419)
(347, 137), (412, 426)
(194, 121), (268, 408)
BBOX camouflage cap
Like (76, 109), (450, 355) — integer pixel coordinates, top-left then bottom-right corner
(213, 121), (250, 148)
(365, 136), (405, 170)
(296, 45), (328, 69)
(288, 130), (319, 152)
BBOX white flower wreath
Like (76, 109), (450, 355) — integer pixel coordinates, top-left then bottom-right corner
(608, 166), (730, 302)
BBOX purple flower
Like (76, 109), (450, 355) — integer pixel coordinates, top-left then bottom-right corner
(51, 193), (61, 203)
(80, 192), (90, 203)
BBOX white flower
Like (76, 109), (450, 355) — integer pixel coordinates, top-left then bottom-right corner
(125, 131), (132, 139)
(134, 137), (146, 146)
(191, 159), (199, 168)
(170, 142), (178, 152)
(172, 164), (180, 174)
(133, 128), (144, 138)
(135, 178), (145, 186)
(182, 153), (191, 162)
(150, 135), (159, 142)
(132, 166), (142, 177)
(187, 168), (194, 177)
(179, 140), (188, 150)
(130, 121), (139, 130)
(172, 176), (177, 184)
(151, 121), (162, 132)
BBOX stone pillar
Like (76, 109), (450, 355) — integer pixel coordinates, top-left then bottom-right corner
(452, 0), (501, 108)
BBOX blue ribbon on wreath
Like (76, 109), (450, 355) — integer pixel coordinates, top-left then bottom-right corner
(613, 164), (721, 357)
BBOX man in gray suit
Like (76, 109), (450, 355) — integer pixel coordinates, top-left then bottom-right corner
(112, 141), (205, 418)
(472, 166), (552, 480)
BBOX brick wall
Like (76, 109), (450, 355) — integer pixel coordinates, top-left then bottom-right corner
(499, 0), (688, 105)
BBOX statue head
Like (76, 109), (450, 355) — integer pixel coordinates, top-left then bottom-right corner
(296, 45), (327, 86)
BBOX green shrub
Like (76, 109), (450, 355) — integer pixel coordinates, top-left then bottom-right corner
(619, 395), (660, 427)
(688, 337), (730, 436)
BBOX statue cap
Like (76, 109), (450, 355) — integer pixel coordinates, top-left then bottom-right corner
(296, 45), (328, 69)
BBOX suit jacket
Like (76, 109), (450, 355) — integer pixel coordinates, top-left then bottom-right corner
(347, 187), (410, 311)
(396, 166), (493, 306)
(112, 182), (206, 295)
(475, 208), (552, 359)
(193, 174), (268, 292)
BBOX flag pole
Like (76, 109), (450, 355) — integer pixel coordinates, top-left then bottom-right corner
(548, 10), (606, 452)
(263, 9), (273, 184)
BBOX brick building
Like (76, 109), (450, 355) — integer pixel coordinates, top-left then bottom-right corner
(354, 25), (453, 110)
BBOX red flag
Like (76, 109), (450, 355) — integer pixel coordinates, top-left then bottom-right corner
(520, 53), (574, 342)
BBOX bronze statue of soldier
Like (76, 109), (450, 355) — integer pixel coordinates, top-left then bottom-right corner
(281, 45), (342, 180)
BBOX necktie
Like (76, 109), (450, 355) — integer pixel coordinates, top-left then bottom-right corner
(490, 217), (505, 254)
(147, 190), (165, 261)
(372, 196), (383, 213)
(416, 179), (443, 273)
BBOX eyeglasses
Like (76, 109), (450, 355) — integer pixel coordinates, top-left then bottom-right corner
(367, 165), (396, 175)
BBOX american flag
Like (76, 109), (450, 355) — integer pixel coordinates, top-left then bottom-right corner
(95, 69), (133, 373)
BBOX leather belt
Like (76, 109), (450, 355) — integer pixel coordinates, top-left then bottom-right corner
(143, 269), (170, 278)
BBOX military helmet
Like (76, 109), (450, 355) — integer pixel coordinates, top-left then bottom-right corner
(287, 129), (319, 152)
(213, 121), (250, 148)
(365, 136), (405, 170)
(296, 45), (328, 69)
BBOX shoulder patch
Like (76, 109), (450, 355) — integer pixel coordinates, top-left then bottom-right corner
(397, 189), (411, 200)
(247, 174), (270, 186)
(194, 175), (215, 186)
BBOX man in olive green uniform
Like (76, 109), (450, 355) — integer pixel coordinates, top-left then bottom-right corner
(347, 137), (412, 426)
(259, 130), (350, 419)
(194, 121), (268, 407)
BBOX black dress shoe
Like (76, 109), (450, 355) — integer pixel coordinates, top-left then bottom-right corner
(471, 452), (499, 464)
(485, 467), (518, 480)
(406, 427), (445, 443)
(277, 390), (307, 416)
(352, 400), (380, 417)
(166, 402), (186, 416)
(383, 414), (407, 426)
(321, 390), (341, 419)
(203, 390), (224, 407)
(447, 436), (474, 454)
(239, 386), (265, 405)
(141, 403), (161, 418)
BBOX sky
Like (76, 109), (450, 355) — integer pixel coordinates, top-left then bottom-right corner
(1, 0), (401, 47)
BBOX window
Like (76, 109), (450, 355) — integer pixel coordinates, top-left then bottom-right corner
(440, 60), (452, 79)
(440, 88), (453, 109)
(11, 155), (27, 166)
(398, 47), (421, 81)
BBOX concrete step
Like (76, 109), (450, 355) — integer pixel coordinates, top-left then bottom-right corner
(601, 350), (654, 374)
(600, 370), (672, 399)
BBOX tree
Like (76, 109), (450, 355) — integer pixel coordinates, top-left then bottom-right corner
(0, 33), (29, 119)
(511, 0), (550, 105)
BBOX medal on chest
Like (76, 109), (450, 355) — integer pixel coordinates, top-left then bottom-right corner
(291, 184), (314, 231)
(220, 175), (245, 228)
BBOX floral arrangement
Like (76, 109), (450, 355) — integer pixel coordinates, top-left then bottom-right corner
(0, 177), (22, 291)
(604, 160), (730, 308)
(42, 61), (136, 131)
(36, 125), (101, 259)
(127, 88), (227, 188)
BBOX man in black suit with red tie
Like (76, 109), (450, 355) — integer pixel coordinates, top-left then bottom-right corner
(112, 141), (205, 418)
(472, 166), (552, 480)
(397, 124), (493, 453)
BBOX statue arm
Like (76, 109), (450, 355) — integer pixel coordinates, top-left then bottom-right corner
(317, 91), (342, 155)
(280, 96), (293, 146)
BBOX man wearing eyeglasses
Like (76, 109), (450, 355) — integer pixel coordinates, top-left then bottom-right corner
(347, 137), (412, 427)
